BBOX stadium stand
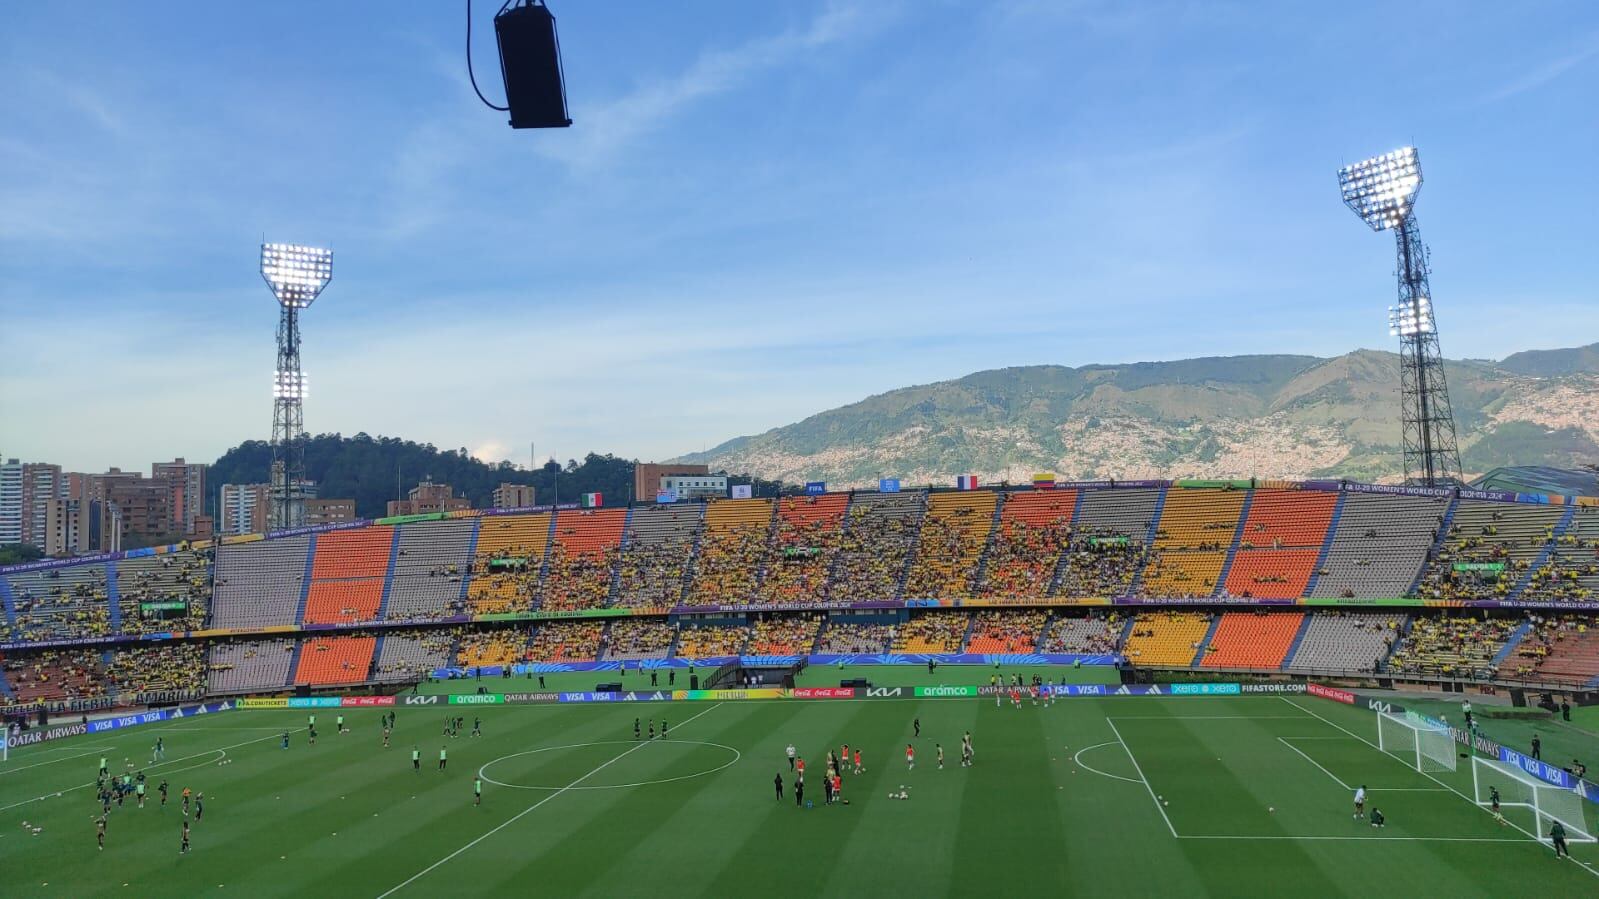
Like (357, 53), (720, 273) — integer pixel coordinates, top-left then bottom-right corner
(1308, 493), (1445, 598)
(675, 623), (750, 658)
(1385, 614), (1516, 680)
(2, 648), (104, 705)
(1283, 611), (1402, 673)
(212, 535), (310, 630)
(1415, 501), (1565, 601)
(977, 490), (1074, 599)
(1121, 611), (1213, 666)
(5, 562), (111, 642)
(293, 635), (377, 686)
(459, 626), (527, 668)
(830, 492), (925, 601)
(602, 619), (677, 660)
(964, 609), (1047, 653)
(527, 621), (604, 662)
(107, 642), (205, 698)
(1506, 614), (1599, 684)
(385, 520), (472, 619)
(1074, 488), (1161, 543)
(891, 611), (966, 653)
(905, 491), (997, 600)
(541, 508), (627, 611)
(466, 513), (551, 614)
(1197, 611), (1304, 668)
(615, 505), (700, 609)
(688, 499), (773, 605)
(1141, 488), (1246, 598)
(1040, 611), (1124, 654)
(815, 619), (892, 654)
(115, 548), (212, 634)
(373, 629), (457, 682)
(747, 613), (822, 655)
(302, 527), (394, 624)
(1521, 507), (1599, 602)
(1056, 531), (1149, 597)
(206, 638), (295, 694)
(1224, 489), (1337, 599)
(762, 495), (849, 605)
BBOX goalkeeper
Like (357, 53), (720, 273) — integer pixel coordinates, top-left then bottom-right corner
(1550, 821), (1569, 858)
(1368, 807), (1385, 829)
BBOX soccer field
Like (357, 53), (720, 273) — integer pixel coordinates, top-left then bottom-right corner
(3, 690), (1596, 897)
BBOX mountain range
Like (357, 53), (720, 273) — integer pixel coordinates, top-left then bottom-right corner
(674, 342), (1599, 488)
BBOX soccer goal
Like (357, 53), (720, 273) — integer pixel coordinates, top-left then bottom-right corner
(1376, 711), (1456, 773)
(1472, 756), (1597, 843)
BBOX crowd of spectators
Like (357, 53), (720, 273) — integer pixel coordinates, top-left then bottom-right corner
(539, 543), (616, 612)
(459, 626), (526, 667)
(1385, 615), (1518, 679)
(1505, 614), (1590, 678)
(965, 609), (1047, 653)
(891, 611), (966, 653)
(106, 643), (205, 699)
(688, 526), (767, 605)
(602, 619), (676, 658)
(467, 547), (541, 614)
(3, 568), (112, 643)
(614, 540), (692, 609)
(1040, 611), (1124, 654)
(903, 506), (984, 599)
(527, 621), (604, 662)
(3, 649), (106, 707)
(830, 505), (919, 601)
(374, 629), (459, 680)
(979, 519), (1066, 599)
(746, 614), (822, 654)
(816, 620), (893, 654)
(1055, 532), (1148, 597)
(762, 512), (846, 605)
(675, 625), (750, 658)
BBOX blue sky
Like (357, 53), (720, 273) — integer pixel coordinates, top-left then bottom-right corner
(1, 0), (1596, 473)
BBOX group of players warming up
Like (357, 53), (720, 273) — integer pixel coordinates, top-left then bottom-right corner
(88, 738), (206, 856)
(775, 716), (977, 809)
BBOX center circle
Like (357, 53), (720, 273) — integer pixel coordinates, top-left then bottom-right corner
(478, 740), (741, 791)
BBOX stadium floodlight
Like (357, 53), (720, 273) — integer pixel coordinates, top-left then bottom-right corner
(260, 242), (332, 529)
(1338, 146), (1421, 231)
(1336, 146), (1460, 487)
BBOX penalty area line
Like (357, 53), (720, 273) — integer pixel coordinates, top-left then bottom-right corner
(1071, 742), (1142, 784)
(1105, 718), (1178, 838)
(375, 702), (725, 898)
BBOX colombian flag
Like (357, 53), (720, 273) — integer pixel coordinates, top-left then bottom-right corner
(1032, 472), (1056, 490)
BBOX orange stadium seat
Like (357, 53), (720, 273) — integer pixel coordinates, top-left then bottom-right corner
(1199, 611), (1304, 668)
(541, 509), (626, 611)
(1141, 489), (1245, 598)
(302, 527), (393, 624)
(978, 490), (1076, 599)
(764, 495), (849, 604)
(294, 636), (376, 685)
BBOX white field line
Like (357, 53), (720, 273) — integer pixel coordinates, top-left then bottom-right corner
(1071, 741), (1142, 784)
(1179, 834), (1532, 842)
(0, 730), (280, 813)
(375, 702), (725, 898)
(1105, 718), (1178, 838)
(1277, 737), (1446, 792)
(1280, 696), (1599, 882)
(0, 745), (117, 775)
(1106, 715), (1313, 720)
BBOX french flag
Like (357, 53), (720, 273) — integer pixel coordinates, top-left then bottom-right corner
(956, 475), (979, 491)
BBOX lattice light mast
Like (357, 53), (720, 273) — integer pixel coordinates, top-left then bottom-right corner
(1338, 147), (1461, 487)
(261, 243), (333, 529)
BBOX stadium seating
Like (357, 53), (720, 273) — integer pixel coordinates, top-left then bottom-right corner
(1141, 488), (1246, 598)
(1385, 615), (1516, 680)
(114, 548), (212, 634)
(831, 492), (925, 601)
(1197, 611), (1304, 668)
(1074, 488), (1161, 541)
(1309, 494), (1444, 598)
(615, 505), (701, 609)
(891, 611), (966, 653)
(1223, 489), (1337, 599)
(1121, 611), (1212, 666)
(747, 614), (822, 655)
(904, 491), (997, 600)
(2, 648), (104, 705)
(1505, 614), (1599, 684)
(466, 513), (551, 614)
(373, 629), (457, 682)
(212, 535), (310, 630)
(206, 639), (295, 694)
(964, 609), (1046, 653)
(1040, 612), (1123, 654)
(1521, 507), (1599, 603)
(5, 562), (112, 642)
(687, 499), (773, 605)
(302, 527), (394, 624)
(602, 619), (677, 660)
(1283, 612), (1402, 673)
(106, 642), (206, 699)
(459, 626), (527, 667)
(527, 621), (604, 662)
(1415, 501), (1565, 601)
(385, 520), (473, 619)
(541, 509), (626, 611)
(293, 635), (377, 685)
(977, 490), (1074, 600)
(1056, 531), (1149, 597)
(762, 495), (849, 605)
(675, 624), (750, 658)
(815, 619), (892, 654)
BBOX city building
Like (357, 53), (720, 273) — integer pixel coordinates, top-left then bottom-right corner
(19, 462), (64, 547)
(151, 458), (207, 535)
(0, 458), (25, 545)
(220, 483), (272, 536)
(304, 498), (357, 527)
(492, 482), (536, 509)
(386, 479), (472, 517)
(44, 497), (118, 556)
(660, 474), (728, 501)
(633, 462), (709, 503)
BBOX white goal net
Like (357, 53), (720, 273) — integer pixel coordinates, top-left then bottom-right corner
(1472, 756), (1596, 843)
(1376, 711), (1456, 773)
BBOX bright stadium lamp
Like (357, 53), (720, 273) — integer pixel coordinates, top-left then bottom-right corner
(260, 241), (332, 529)
(1336, 146), (1460, 487)
(261, 243), (333, 307)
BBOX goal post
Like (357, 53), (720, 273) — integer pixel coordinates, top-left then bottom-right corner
(1375, 711), (1456, 773)
(1472, 756), (1596, 843)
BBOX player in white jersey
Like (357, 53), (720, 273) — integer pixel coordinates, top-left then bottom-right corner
(1352, 785), (1367, 819)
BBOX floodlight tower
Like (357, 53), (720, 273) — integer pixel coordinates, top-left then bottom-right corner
(260, 243), (333, 529)
(1338, 147), (1461, 487)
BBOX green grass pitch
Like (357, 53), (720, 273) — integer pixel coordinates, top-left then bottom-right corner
(3, 677), (1596, 896)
